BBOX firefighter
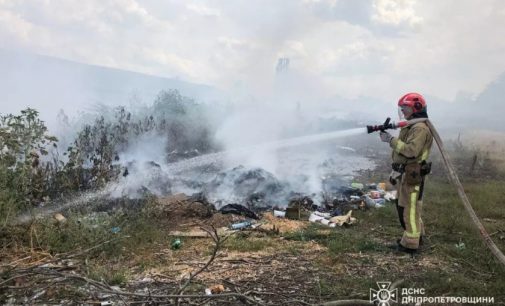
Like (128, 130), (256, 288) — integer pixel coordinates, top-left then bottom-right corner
(379, 93), (433, 254)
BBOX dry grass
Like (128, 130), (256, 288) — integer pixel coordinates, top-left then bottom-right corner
(2, 150), (505, 304)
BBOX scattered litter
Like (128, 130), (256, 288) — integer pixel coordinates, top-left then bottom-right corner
(313, 211), (331, 218)
(384, 191), (397, 201)
(285, 206), (301, 220)
(367, 183), (377, 190)
(309, 213), (324, 223)
(289, 195), (317, 211)
(374, 198), (385, 205)
(230, 220), (253, 230)
(329, 210), (356, 226)
(205, 284), (225, 295)
(111, 226), (121, 234)
(351, 182), (364, 190)
(263, 180), (394, 228)
(331, 208), (343, 216)
(210, 284), (225, 294)
(219, 204), (259, 220)
(273, 210), (286, 218)
(364, 195), (376, 208)
(53, 213), (66, 224)
(171, 238), (182, 250)
(455, 241), (466, 251)
(309, 210), (356, 227)
(370, 190), (381, 199)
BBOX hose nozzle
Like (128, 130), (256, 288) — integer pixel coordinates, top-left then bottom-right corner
(367, 117), (394, 133)
(366, 117), (425, 133)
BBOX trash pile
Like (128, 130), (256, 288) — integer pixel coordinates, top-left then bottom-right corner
(144, 179), (400, 250)
(324, 182), (397, 211)
(268, 181), (397, 228)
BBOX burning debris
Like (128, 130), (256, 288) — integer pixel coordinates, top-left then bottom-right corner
(154, 177), (395, 233)
(116, 160), (171, 197)
(204, 166), (289, 210)
(219, 204), (259, 220)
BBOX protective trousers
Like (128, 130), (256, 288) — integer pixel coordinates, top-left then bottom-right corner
(396, 176), (425, 249)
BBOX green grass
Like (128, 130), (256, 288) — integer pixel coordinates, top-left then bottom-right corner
(1, 196), (167, 257)
(282, 176), (505, 301)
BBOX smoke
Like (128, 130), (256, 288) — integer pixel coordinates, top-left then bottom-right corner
(198, 55), (377, 204)
(5, 41), (504, 211)
(107, 132), (170, 198)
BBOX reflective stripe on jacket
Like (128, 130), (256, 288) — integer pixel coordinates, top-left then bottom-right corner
(390, 122), (433, 164)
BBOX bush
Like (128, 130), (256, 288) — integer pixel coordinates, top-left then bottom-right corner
(0, 90), (218, 225)
(0, 108), (57, 219)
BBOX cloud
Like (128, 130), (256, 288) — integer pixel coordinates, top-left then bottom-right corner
(372, 0), (423, 28)
(0, 9), (34, 42)
(1, 0), (505, 102)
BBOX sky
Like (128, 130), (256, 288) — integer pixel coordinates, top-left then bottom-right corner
(1, 0), (505, 102)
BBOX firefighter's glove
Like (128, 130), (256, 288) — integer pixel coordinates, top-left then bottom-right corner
(389, 170), (402, 186)
(380, 131), (393, 143)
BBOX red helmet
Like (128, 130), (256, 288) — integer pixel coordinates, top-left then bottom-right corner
(398, 92), (426, 112)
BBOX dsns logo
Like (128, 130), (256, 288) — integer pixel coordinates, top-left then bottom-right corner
(370, 282), (398, 306)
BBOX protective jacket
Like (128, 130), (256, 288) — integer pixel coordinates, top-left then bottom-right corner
(390, 121), (433, 165)
(390, 121), (433, 250)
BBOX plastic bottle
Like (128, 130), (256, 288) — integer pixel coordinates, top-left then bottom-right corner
(364, 195), (376, 208)
(230, 221), (252, 230)
(171, 238), (182, 250)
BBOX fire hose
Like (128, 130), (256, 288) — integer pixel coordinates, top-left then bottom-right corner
(368, 118), (505, 267)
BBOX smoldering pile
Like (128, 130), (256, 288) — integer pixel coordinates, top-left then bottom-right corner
(15, 89), (378, 224)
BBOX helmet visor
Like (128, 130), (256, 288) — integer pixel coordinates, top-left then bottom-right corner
(398, 105), (413, 120)
(398, 106), (405, 120)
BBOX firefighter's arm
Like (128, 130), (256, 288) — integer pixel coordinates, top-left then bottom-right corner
(389, 127), (428, 159)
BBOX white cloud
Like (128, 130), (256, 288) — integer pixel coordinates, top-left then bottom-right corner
(0, 9), (33, 42)
(1, 0), (505, 102)
(372, 0), (422, 27)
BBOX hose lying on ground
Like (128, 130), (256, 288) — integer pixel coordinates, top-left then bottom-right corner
(424, 119), (505, 268)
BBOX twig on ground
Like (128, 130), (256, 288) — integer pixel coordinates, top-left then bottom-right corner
(171, 225), (238, 305)
(175, 225), (232, 294)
